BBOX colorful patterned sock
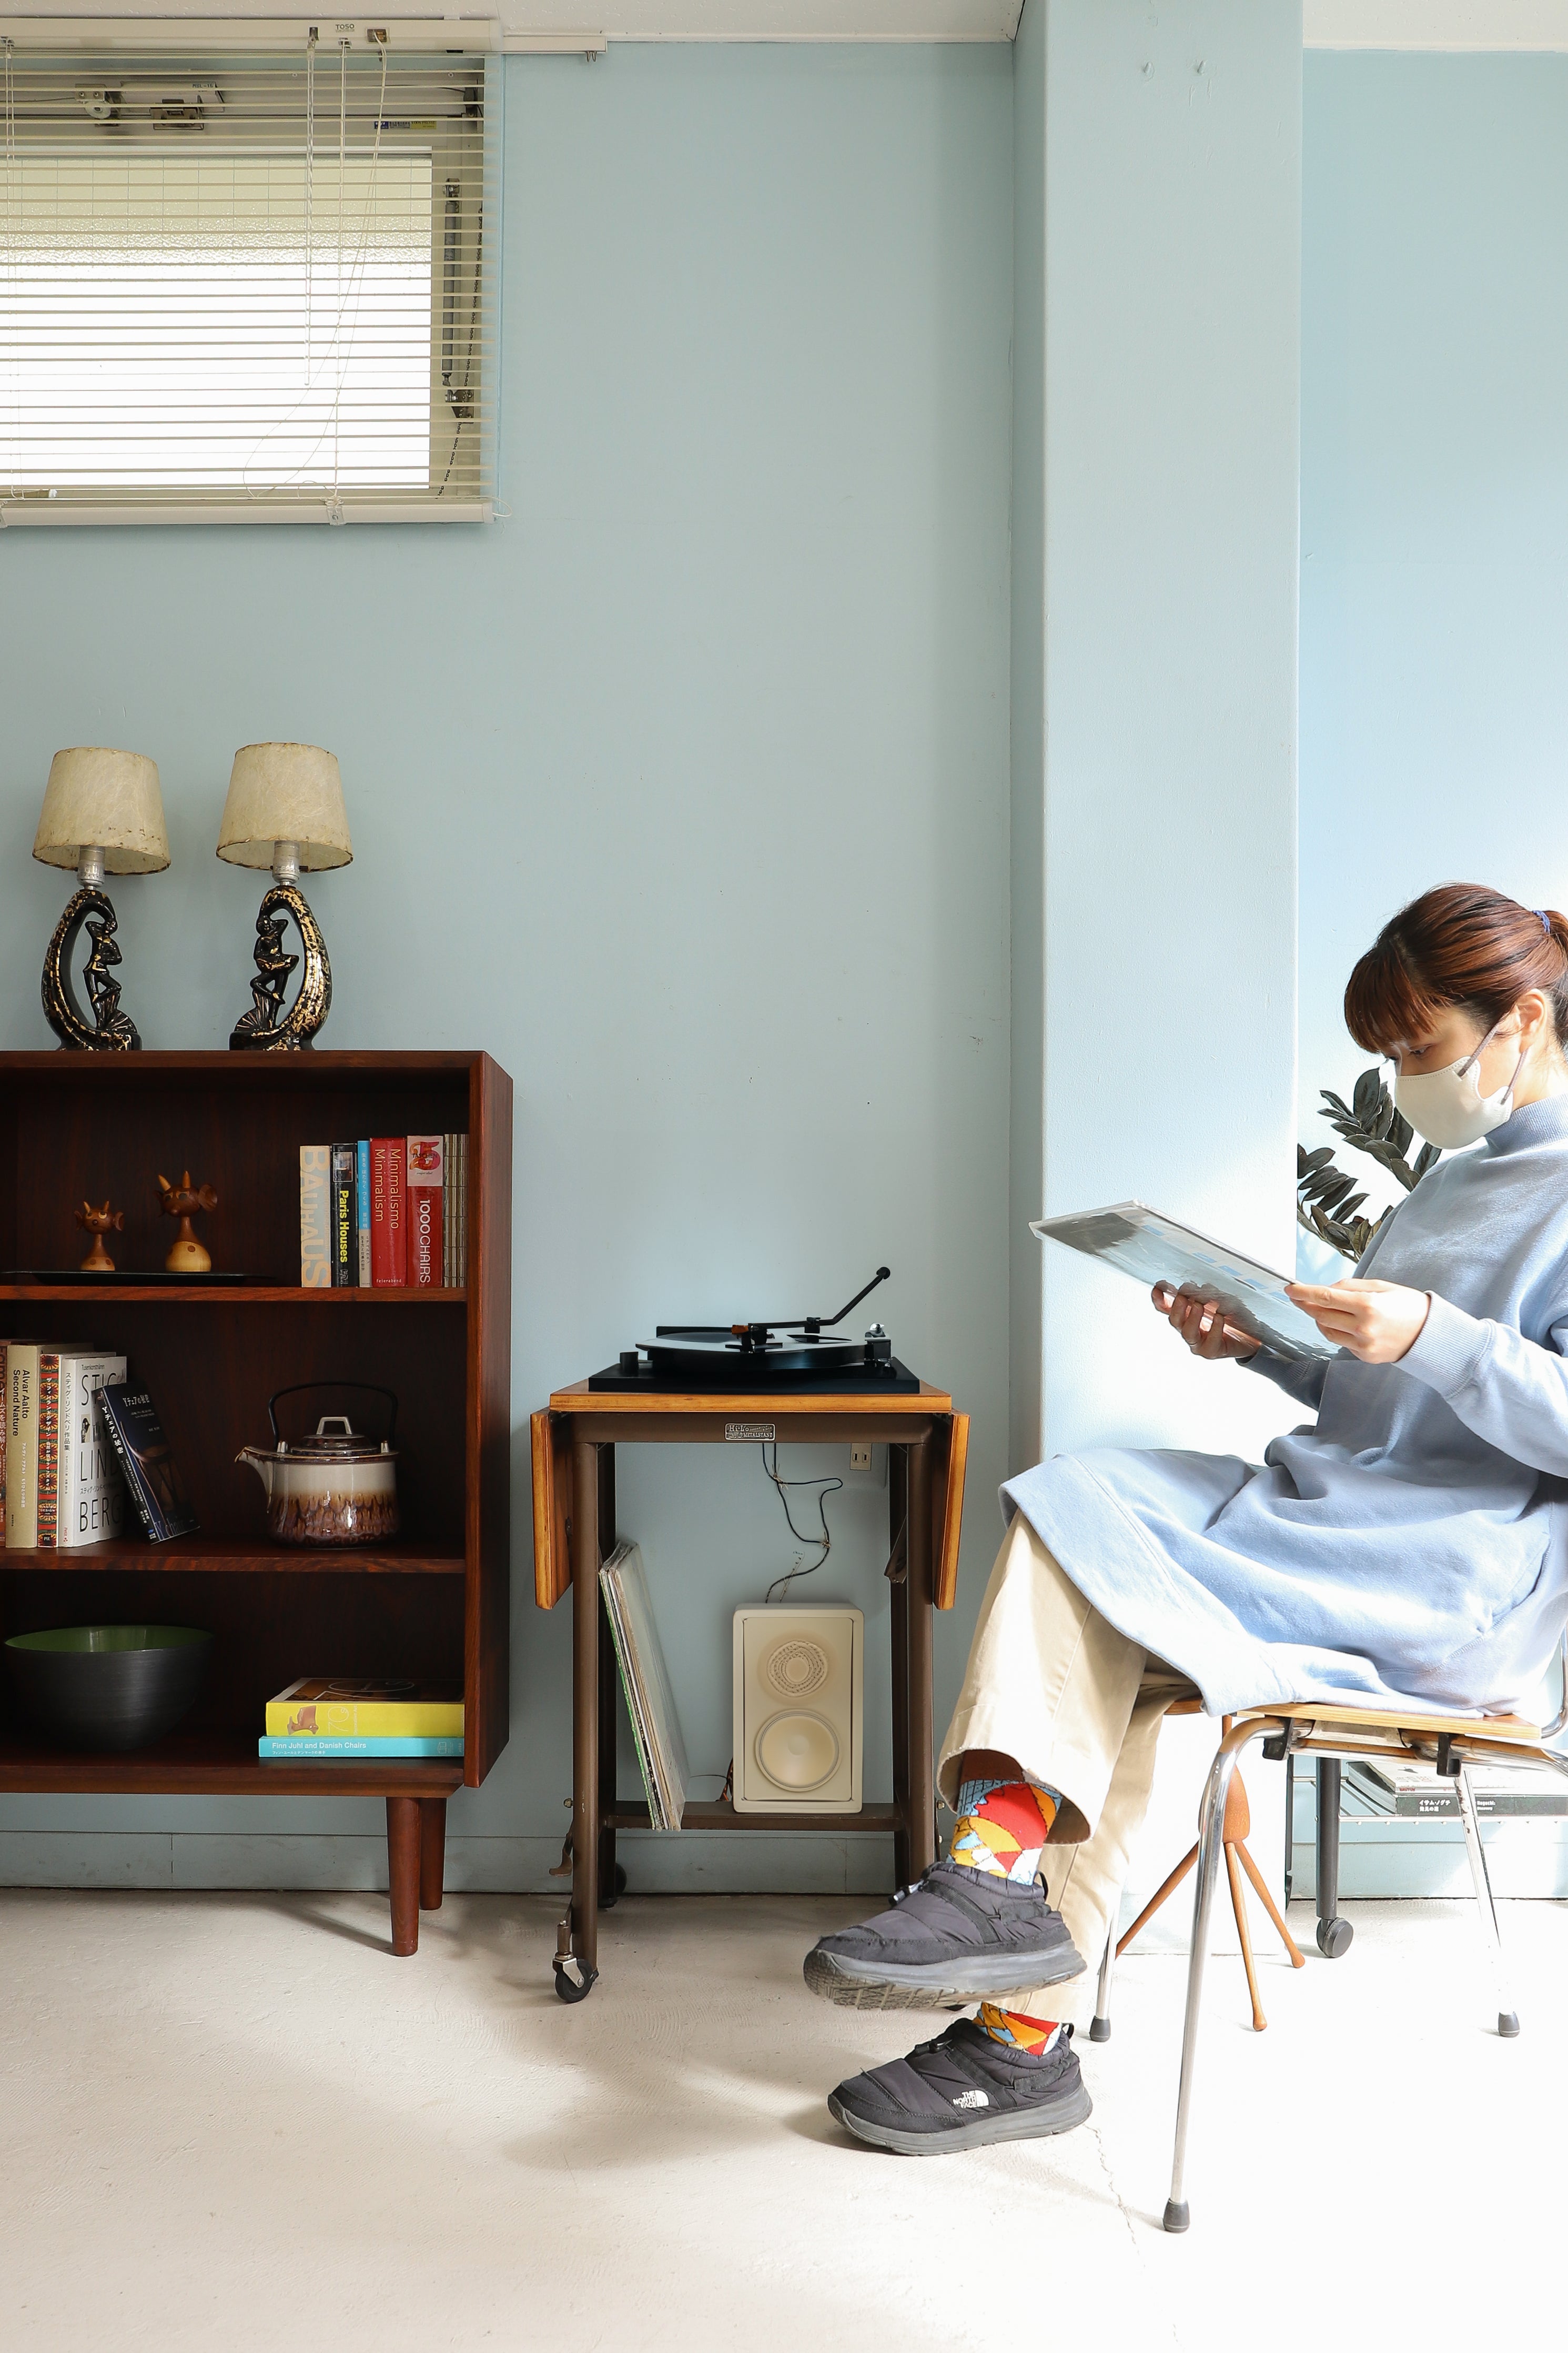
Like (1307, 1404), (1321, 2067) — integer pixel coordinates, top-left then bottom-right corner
(949, 1775), (1060, 1884)
(978, 2002), (1062, 2057)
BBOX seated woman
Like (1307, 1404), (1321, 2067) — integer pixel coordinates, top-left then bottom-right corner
(806, 883), (1568, 2155)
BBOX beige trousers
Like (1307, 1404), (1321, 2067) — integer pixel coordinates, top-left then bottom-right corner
(938, 1513), (1198, 2029)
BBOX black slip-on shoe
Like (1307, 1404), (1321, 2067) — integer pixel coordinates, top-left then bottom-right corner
(827, 2017), (1091, 2156)
(803, 1858), (1085, 2011)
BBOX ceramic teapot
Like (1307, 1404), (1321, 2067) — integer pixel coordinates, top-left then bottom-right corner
(238, 1383), (400, 1546)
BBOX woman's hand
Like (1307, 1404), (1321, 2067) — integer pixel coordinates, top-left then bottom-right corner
(1150, 1283), (1261, 1362)
(1284, 1279), (1431, 1363)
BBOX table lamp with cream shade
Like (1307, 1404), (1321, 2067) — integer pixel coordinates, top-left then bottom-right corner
(217, 742), (351, 1051)
(33, 747), (169, 1050)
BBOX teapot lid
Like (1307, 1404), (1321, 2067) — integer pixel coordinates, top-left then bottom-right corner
(279, 1414), (393, 1463)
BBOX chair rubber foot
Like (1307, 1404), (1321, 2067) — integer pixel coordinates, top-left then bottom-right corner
(1088, 2016), (1111, 2043)
(1499, 2011), (1521, 2037)
(1162, 2199), (1190, 2234)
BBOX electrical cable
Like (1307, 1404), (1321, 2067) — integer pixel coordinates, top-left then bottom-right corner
(760, 1441), (842, 1603)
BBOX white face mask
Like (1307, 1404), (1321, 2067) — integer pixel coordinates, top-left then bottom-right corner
(1393, 1020), (1524, 1150)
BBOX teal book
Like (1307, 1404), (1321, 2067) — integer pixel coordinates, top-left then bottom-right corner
(257, 1735), (464, 1759)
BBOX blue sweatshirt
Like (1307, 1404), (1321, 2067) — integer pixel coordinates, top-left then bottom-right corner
(1003, 1094), (1568, 1716)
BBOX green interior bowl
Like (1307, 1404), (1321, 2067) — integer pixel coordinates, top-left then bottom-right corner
(7, 1625), (209, 1656)
(5, 1623), (213, 1751)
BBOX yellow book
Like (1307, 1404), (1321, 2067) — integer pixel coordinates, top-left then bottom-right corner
(265, 1677), (464, 1738)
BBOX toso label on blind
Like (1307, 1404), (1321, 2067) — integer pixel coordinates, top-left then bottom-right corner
(725, 1421), (775, 1442)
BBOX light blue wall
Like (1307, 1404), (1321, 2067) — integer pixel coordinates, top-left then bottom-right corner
(0, 44), (1015, 1893)
(1301, 53), (1568, 1136)
(1031, 0), (1301, 1471)
(1301, 52), (1568, 1887)
(1008, 0), (1045, 1476)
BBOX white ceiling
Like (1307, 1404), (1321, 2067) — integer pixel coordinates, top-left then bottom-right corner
(6, 1), (1568, 50)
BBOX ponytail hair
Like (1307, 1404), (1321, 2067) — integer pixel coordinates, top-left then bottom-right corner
(1344, 883), (1568, 1056)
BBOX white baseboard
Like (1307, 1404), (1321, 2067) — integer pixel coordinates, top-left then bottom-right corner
(0, 1829), (898, 1897)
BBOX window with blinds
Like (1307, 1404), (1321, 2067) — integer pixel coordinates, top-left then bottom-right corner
(0, 28), (497, 522)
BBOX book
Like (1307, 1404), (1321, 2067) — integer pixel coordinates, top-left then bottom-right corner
(356, 1140), (372, 1285)
(0, 1339), (6, 1539)
(600, 1541), (689, 1831)
(442, 1133), (454, 1287)
(407, 1134), (444, 1289)
(37, 1348), (123, 1547)
(57, 1351), (128, 1547)
(1344, 1757), (1568, 1819)
(258, 1734), (464, 1759)
(5, 1342), (42, 1548)
(299, 1144), (331, 1289)
(98, 1382), (199, 1542)
(454, 1133), (468, 1289)
(265, 1676), (464, 1737)
(331, 1141), (357, 1287)
(370, 1137), (407, 1286)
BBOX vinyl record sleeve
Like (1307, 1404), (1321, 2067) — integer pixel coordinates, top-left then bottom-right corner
(1031, 1200), (1333, 1362)
(601, 1540), (689, 1830)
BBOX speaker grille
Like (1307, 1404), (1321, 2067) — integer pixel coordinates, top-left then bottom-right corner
(762, 1638), (829, 1698)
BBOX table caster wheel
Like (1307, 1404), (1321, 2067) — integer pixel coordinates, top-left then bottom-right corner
(553, 1958), (598, 2003)
(600, 1864), (629, 1909)
(1316, 1915), (1353, 1959)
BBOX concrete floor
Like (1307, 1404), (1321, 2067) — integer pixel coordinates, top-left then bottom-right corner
(2, 1887), (1562, 2351)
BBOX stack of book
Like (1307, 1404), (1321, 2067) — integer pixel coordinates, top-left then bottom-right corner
(259, 1676), (464, 1759)
(299, 1134), (468, 1291)
(3, 1341), (127, 1548)
(600, 1541), (689, 1829)
(1344, 1757), (1568, 1818)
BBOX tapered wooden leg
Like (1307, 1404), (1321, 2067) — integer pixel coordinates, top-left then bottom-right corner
(418, 1798), (446, 1911)
(1226, 1840), (1267, 2031)
(387, 1796), (421, 1956)
(1237, 1836), (1306, 1968)
(1118, 1842), (1197, 1955)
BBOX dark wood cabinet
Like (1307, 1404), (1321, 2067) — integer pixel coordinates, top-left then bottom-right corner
(0, 1050), (512, 1953)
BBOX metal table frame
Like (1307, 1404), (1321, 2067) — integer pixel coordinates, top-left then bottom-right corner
(531, 1381), (968, 2000)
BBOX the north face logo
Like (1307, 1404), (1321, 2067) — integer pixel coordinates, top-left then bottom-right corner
(952, 2089), (989, 2109)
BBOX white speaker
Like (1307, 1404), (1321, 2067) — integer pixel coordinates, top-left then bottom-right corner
(732, 1604), (863, 1814)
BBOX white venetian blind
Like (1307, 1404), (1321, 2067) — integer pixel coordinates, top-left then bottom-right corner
(0, 32), (496, 521)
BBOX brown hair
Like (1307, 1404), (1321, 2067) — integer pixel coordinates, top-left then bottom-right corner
(1344, 883), (1568, 1056)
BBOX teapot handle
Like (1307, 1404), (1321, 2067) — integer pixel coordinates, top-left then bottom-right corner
(267, 1381), (399, 1449)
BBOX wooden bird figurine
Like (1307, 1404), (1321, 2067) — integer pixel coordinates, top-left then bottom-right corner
(157, 1170), (218, 1275)
(74, 1199), (124, 1274)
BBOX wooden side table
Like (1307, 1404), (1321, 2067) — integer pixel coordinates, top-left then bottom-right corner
(531, 1379), (969, 2000)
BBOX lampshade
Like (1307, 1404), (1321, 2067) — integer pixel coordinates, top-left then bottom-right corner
(33, 747), (169, 874)
(216, 742), (352, 872)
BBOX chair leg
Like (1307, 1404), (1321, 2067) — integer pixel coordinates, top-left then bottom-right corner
(1454, 1765), (1520, 2038)
(1236, 1836), (1306, 1968)
(1118, 1843), (1197, 1956)
(1165, 1726), (1256, 2234)
(1225, 1841), (1267, 2032)
(1090, 1924), (1117, 2042)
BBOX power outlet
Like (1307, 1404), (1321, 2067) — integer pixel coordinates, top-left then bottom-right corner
(847, 1442), (885, 1484)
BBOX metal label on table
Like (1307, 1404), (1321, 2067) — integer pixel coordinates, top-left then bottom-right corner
(725, 1421), (775, 1441)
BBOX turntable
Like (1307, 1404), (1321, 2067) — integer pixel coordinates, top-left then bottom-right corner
(588, 1265), (919, 1391)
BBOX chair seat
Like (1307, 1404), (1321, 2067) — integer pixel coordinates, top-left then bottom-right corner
(1234, 1698), (1542, 1744)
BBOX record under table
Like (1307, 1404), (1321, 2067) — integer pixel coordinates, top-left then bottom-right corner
(531, 1373), (969, 2002)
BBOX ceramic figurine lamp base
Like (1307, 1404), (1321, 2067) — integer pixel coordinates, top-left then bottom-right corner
(217, 744), (351, 1052)
(33, 750), (170, 1051)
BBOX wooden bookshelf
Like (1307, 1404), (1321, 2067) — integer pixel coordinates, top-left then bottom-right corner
(0, 1050), (512, 1954)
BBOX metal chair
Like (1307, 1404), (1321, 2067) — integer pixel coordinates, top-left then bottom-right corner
(1101, 1637), (1568, 2235)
